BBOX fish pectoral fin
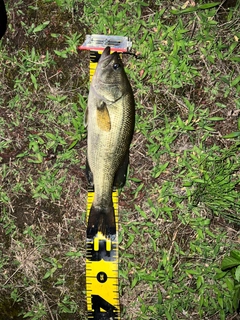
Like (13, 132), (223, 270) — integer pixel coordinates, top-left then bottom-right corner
(96, 101), (111, 132)
(87, 205), (115, 238)
(84, 107), (88, 127)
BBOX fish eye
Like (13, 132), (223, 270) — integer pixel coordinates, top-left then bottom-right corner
(113, 63), (121, 70)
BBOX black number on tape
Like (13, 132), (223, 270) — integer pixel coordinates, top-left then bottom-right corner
(88, 294), (119, 319)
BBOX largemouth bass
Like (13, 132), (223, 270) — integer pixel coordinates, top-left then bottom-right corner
(85, 46), (135, 237)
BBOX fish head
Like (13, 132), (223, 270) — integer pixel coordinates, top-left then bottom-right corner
(91, 46), (131, 102)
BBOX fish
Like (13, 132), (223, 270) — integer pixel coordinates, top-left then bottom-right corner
(85, 46), (135, 238)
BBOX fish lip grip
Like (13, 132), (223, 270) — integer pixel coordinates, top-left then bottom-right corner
(78, 34), (132, 53)
(83, 35), (132, 320)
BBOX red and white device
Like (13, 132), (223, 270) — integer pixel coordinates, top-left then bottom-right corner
(78, 34), (132, 53)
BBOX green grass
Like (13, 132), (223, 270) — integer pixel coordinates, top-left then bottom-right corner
(0, 0), (240, 319)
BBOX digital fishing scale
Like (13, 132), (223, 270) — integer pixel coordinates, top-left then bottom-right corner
(79, 35), (132, 320)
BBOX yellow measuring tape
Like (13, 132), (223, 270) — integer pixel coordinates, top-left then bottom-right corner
(86, 189), (120, 319)
(86, 51), (121, 320)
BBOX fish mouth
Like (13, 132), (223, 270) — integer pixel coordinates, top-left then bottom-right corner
(100, 46), (119, 67)
(101, 46), (111, 59)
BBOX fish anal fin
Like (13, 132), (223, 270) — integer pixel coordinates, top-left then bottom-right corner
(96, 101), (111, 132)
(113, 151), (129, 189)
(86, 158), (93, 186)
(84, 107), (88, 127)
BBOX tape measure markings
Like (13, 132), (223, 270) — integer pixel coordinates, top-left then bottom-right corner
(86, 188), (120, 319)
(84, 41), (129, 319)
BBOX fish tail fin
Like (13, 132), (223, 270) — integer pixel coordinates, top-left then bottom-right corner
(87, 205), (115, 238)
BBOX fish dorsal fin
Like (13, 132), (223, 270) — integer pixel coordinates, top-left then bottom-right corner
(96, 101), (111, 132)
